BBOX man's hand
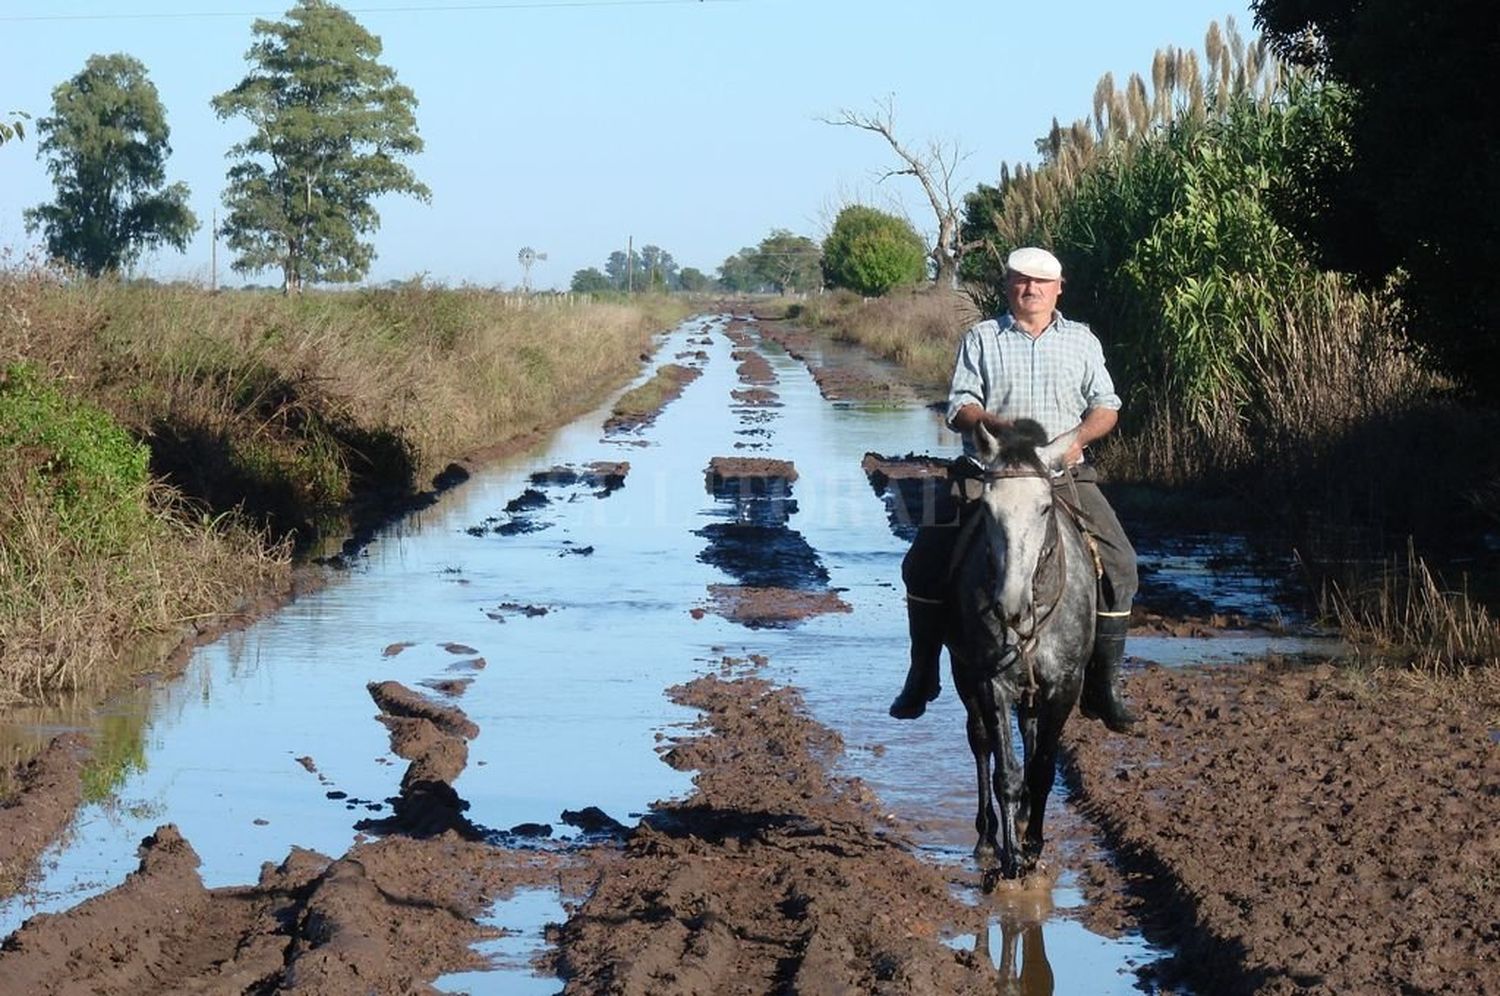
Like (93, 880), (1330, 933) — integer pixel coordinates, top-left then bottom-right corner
(1070, 407), (1119, 464)
(952, 404), (1010, 435)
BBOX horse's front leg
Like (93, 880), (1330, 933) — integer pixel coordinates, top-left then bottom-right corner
(1015, 703), (1039, 832)
(992, 679), (1024, 879)
(1020, 699), (1071, 870)
(964, 702), (998, 862)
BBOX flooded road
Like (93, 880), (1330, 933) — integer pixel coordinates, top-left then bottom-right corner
(0, 313), (1323, 992)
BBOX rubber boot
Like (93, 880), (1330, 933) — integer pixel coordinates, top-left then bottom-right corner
(1079, 612), (1137, 733)
(890, 597), (944, 719)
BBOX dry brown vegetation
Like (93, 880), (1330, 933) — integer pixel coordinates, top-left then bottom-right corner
(6, 273), (687, 487)
(1323, 541), (1500, 676)
(0, 467), (289, 706)
(784, 287), (976, 393)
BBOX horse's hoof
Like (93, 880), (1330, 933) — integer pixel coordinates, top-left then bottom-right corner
(889, 683), (939, 718)
(888, 696), (927, 719)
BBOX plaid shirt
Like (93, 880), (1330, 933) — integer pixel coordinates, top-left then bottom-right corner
(946, 311), (1121, 453)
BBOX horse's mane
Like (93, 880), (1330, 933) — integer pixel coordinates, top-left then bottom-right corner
(994, 418), (1049, 474)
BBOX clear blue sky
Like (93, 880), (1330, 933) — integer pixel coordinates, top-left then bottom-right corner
(1, 0), (1258, 290)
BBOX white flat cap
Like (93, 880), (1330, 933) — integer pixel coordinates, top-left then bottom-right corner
(1006, 247), (1063, 280)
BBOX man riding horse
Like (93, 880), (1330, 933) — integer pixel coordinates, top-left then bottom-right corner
(891, 246), (1138, 734)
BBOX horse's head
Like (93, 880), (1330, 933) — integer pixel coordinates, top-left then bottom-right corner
(971, 419), (1079, 630)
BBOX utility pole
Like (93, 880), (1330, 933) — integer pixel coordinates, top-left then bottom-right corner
(210, 208), (218, 293)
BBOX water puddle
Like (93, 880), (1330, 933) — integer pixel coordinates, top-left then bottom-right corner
(0, 314), (1336, 990)
(943, 878), (1161, 993)
(435, 887), (565, 994)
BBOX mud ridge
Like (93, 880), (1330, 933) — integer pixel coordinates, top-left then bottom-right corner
(0, 679), (580, 993)
(697, 457), (850, 627)
(731, 348), (776, 386)
(861, 451), (955, 541)
(759, 320), (914, 402)
(548, 662), (1001, 994)
(530, 461), (631, 497)
(699, 584), (852, 629)
(0, 820), (571, 995)
(0, 734), (91, 898)
(1064, 660), (1500, 995)
(605, 364), (703, 435)
(359, 680), (482, 840)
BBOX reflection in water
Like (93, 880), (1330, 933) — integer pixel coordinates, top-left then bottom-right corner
(976, 889), (1056, 996)
(975, 918), (1055, 995)
(0, 688), (154, 803)
(0, 633), (166, 781)
(80, 712), (149, 803)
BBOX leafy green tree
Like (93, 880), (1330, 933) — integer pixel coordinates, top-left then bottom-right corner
(1252, 0), (1500, 391)
(24, 55), (196, 276)
(754, 229), (821, 294)
(601, 245), (680, 291)
(958, 181), (1006, 286)
(212, 0), (428, 293)
(821, 205), (927, 296)
(717, 247), (763, 293)
(570, 267), (612, 293)
(678, 266), (711, 292)
(640, 244), (677, 290)
(605, 249), (642, 290)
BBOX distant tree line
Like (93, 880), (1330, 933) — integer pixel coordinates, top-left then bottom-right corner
(569, 215), (926, 299)
(570, 244), (696, 294)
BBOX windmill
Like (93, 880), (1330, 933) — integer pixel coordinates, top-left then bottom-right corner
(517, 246), (547, 292)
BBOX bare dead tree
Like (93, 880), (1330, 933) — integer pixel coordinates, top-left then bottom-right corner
(821, 96), (977, 289)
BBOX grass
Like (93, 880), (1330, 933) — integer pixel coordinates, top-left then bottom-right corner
(0, 465), (290, 704)
(5, 273), (690, 533)
(780, 287), (976, 394)
(605, 363), (702, 431)
(1322, 541), (1500, 676)
(0, 266), (693, 700)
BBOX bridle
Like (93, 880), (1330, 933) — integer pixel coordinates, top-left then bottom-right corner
(950, 462), (1096, 705)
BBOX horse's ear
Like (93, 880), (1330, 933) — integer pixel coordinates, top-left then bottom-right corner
(1037, 428), (1080, 472)
(973, 422), (1000, 463)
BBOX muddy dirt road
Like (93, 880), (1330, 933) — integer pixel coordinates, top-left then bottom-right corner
(1, 314), (1496, 994)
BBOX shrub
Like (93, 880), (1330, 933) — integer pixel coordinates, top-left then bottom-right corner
(822, 205), (927, 296)
(962, 21), (1426, 484)
(0, 363), (150, 553)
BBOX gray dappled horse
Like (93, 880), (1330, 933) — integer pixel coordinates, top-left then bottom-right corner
(947, 419), (1095, 880)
